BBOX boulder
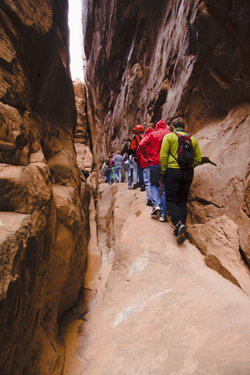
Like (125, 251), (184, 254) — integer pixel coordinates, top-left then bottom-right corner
(189, 215), (250, 295)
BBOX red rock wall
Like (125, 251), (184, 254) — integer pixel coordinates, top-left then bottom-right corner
(83, 1), (250, 264)
(0, 1), (90, 374)
(83, 0), (250, 151)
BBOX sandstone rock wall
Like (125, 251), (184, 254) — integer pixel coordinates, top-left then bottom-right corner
(0, 1), (90, 374)
(83, 0), (250, 270)
(73, 79), (94, 175)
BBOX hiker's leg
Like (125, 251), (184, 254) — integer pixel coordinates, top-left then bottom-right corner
(163, 168), (182, 226)
(125, 169), (129, 182)
(118, 166), (122, 182)
(160, 176), (167, 216)
(178, 168), (194, 225)
(128, 169), (133, 187)
(143, 167), (151, 201)
(107, 169), (112, 184)
(150, 164), (161, 207)
(133, 159), (138, 185)
(137, 160), (144, 186)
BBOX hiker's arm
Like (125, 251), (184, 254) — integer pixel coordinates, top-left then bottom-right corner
(137, 144), (148, 162)
(138, 135), (150, 161)
(128, 138), (137, 155)
(160, 135), (170, 175)
(192, 139), (202, 168)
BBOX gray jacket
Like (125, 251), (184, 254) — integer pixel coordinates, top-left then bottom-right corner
(113, 154), (123, 167)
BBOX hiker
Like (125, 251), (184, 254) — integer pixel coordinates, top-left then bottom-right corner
(112, 151), (123, 183)
(128, 124), (145, 190)
(160, 117), (201, 243)
(105, 155), (114, 184)
(139, 119), (171, 222)
(110, 152), (116, 183)
(123, 152), (130, 182)
(137, 127), (154, 206)
(102, 160), (108, 183)
(128, 154), (133, 189)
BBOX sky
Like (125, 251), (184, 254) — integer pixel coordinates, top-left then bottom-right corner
(68, 0), (84, 81)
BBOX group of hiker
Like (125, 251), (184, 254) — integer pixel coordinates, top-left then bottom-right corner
(103, 151), (130, 184)
(102, 117), (201, 244)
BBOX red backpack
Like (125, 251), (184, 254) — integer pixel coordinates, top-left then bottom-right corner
(170, 132), (195, 168)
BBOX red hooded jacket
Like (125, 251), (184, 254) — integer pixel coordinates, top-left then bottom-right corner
(138, 120), (171, 165)
(137, 127), (154, 169)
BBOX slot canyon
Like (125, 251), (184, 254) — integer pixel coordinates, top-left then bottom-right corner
(1, 0), (250, 374)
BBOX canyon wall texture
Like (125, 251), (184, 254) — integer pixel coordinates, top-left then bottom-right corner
(0, 1), (90, 374)
(83, 0), (250, 269)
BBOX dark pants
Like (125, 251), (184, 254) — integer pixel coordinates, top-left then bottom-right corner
(163, 168), (194, 226)
(128, 169), (133, 187)
(106, 168), (113, 184)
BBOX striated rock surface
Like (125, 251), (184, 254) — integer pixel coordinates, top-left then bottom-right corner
(83, 0), (250, 151)
(83, 0), (250, 271)
(0, 1), (90, 374)
(188, 103), (250, 263)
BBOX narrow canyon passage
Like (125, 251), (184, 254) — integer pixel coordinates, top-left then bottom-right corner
(60, 195), (101, 374)
(60, 183), (250, 375)
(2, 1), (250, 374)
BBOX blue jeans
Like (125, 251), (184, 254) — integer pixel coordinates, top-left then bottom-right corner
(143, 167), (151, 201)
(133, 158), (138, 185)
(124, 168), (129, 181)
(115, 165), (122, 182)
(150, 164), (167, 215)
(137, 159), (144, 186)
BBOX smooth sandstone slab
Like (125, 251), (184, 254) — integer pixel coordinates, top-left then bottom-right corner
(76, 184), (250, 375)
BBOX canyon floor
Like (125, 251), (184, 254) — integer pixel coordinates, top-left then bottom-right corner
(61, 183), (250, 375)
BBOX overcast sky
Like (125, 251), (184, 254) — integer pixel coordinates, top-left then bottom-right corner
(68, 0), (84, 81)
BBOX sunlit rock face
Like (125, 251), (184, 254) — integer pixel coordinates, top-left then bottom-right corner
(83, 1), (250, 264)
(73, 79), (94, 174)
(0, 1), (90, 374)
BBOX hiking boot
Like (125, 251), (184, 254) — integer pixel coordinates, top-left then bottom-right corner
(140, 185), (146, 191)
(146, 199), (152, 206)
(176, 222), (187, 244)
(150, 204), (161, 215)
(132, 183), (138, 189)
(159, 214), (168, 222)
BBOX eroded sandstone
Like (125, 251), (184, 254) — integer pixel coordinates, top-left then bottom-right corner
(0, 1), (90, 374)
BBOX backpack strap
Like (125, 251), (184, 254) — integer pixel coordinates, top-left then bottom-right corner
(134, 133), (143, 146)
(169, 132), (181, 161)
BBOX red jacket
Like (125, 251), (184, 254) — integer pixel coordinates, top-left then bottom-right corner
(137, 127), (154, 169)
(138, 120), (171, 165)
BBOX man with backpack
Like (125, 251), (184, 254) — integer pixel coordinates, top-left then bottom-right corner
(160, 117), (201, 244)
(128, 124), (145, 190)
